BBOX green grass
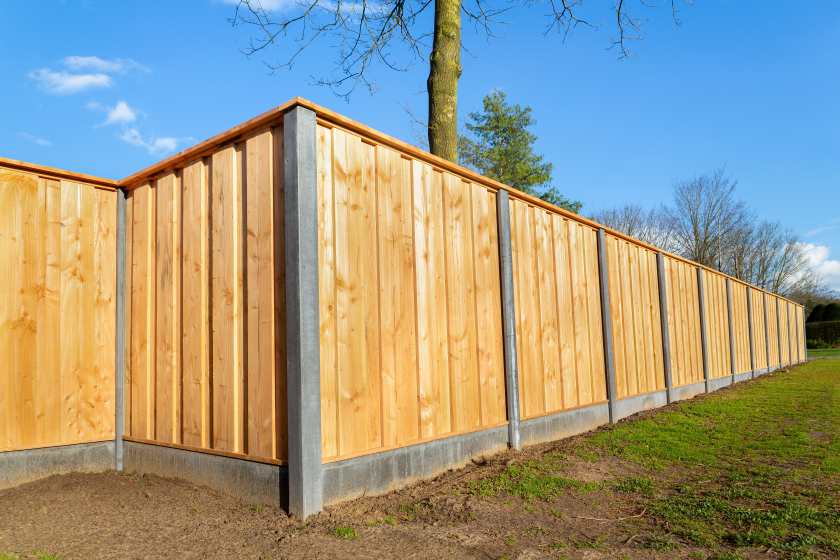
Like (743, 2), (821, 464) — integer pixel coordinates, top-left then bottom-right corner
(0, 555), (61, 560)
(468, 357), (839, 559)
(588, 359), (840, 558)
(467, 453), (602, 499)
(333, 526), (358, 540)
(807, 347), (840, 359)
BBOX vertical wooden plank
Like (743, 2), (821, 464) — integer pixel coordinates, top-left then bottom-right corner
(37, 178), (61, 446)
(535, 209), (561, 413)
(443, 174), (481, 431)
(515, 202), (543, 418)
(63, 181), (99, 441)
(245, 129), (278, 459)
(6, 172), (40, 449)
(586, 229), (606, 402)
(317, 124), (338, 459)
(181, 160), (209, 448)
(637, 249), (654, 392)
(607, 237), (626, 399)
(630, 244), (646, 395)
(271, 125), (287, 461)
(473, 187), (505, 425)
(123, 187), (134, 437)
(129, 188), (145, 439)
(333, 130), (381, 456)
(553, 216), (578, 410)
(233, 147), (245, 453)
(567, 222), (584, 406)
(93, 187), (117, 440)
(0, 172), (13, 449)
(377, 147), (419, 447)
(210, 146), (236, 452)
(412, 163), (451, 437)
(648, 253), (664, 390)
(618, 242), (637, 397)
(59, 180), (82, 443)
(155, 174), (175, 443)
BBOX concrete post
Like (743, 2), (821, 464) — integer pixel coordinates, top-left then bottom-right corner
(746, 287), (756, 379)
(696, 268), (711, 393)
(763, 293), (772, 372)
(283, 106), (323, 519)
(725, 279), (736, 384)
(115, 188), (126, 471)
(596, 229), (617, 423)
(496, 190), (521, 450)
(656, 253), (674, 403)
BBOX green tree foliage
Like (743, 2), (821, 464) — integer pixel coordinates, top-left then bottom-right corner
(823, 303), (840, 321)
(808, 304), (826, 323)
(459, 91), (582, 213)
(808, 303), (840, 323)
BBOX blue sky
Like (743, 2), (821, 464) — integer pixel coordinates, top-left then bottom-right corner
(2, 1), (839, 290)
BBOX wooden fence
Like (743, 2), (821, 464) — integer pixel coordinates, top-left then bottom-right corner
(123, 128), (286, 465)
(1, 100), (807, 482)
(0, 161), (117, 453)
(316, 124), (508, 462)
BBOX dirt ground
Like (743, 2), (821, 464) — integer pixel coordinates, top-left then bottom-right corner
(1, 364), (837, 559)
(0, 434), (709, 560)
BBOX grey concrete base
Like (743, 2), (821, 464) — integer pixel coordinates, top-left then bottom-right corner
(708, 376), (733, 392)
(323, 427), (508, 506)
(614, 391), (668, 422)
(520, 403), (610, 447)
(733, 371), (752, 383)
(671, 381), (707, 403)
(124, 441), (284, 507)
(0, 441), (114, 490)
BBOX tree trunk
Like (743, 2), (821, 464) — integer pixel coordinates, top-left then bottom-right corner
(427, 0), (461, 162)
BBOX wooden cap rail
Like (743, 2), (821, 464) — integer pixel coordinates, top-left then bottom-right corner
(0, 156), (117, 190)
(1, 98), (800, 306)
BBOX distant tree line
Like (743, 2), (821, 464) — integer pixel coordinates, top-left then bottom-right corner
(591, 168), (835, 305)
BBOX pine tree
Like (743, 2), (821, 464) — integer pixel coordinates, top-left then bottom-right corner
(459, 91), (581, 213)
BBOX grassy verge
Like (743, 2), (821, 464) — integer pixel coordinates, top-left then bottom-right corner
(807, 348), (840, 360)
(470, 358), (840, 559)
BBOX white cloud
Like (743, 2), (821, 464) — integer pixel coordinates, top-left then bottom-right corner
(17, 132), (52, 147)
(63, 56), (149, 74)
(120, 128), (191, 156)
(221, 0), (297, 10)
(104, 101), (138, 125)
(28, 68), (112, 95)
(221, 0), (373, 13)
(29, 56), (148, 95)
(800, 243), (840, 292)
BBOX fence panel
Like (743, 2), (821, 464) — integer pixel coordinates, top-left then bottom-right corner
(125, 126), (286, 463)
(778, 298), (790, 366)
(0, 166), (116, 452)
(702, 270), (732, 379)
(316, 124), (507, 462)
(605, 235), (664, 399)
(663, 256), (704, 388)
(786, 301), (797, 363)
(749, 287), (768, 370)
(730, 282), (751, 375)
(509, 198), (607, 420)
(766, 296), (780, 367)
